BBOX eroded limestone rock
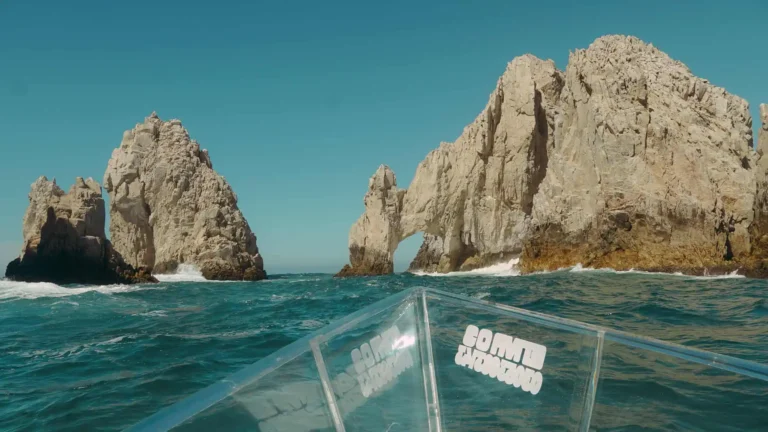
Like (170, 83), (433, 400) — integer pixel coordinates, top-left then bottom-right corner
(339, 35), (768, 277)
(104, 113), (266, 281)
(336, 165), (404, 277)
(523, 35), (758, 274)
(337, 56), (563, 276)
(5, 177), (155, 284)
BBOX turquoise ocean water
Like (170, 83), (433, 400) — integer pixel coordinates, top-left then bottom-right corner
(2, 265), (768, 431)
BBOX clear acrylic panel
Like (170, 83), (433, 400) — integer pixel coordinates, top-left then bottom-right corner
(314, 293), (430, 431)
(129, 287), (768, 432)
(172, 350), (334, 432)
(423, 290), (601, 431)
(590, 338), (768, 431)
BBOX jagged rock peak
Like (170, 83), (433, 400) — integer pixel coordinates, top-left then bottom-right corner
(526, 34), (759, 274)
(5, 177), (155, 284)
(104, 113), (266, 281)
(335, 165), (404, 277)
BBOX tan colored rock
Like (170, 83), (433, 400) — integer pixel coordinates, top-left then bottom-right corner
(5, 177), (155, 284)
(748, 104), (768, 274)
(523, 35), (758, 274)
(339, 35), (768, 277)
(104, 113), (266, 281)
(336, 165), (404, 277)
(338, 56), (563, 276)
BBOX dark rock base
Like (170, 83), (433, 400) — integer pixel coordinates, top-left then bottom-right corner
(199, 259), (267, 281)
(5, 248), (156, 285)
(335, 262), (393, 277)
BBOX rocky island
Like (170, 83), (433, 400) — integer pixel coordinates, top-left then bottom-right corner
(337, 35), (768, 278)
(105, 113), (266, 281)
(5, 177), (155, 284)
(5, 113), (266, 284)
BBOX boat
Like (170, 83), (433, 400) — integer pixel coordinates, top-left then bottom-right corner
(128, 287), (768, 431)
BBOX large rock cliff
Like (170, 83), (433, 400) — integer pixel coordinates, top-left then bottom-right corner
(523, 36), (760, 274)
(5, 177), (155, 284)
(338, 35), (768, 277)
(338, 55), (563, 276)
(104, 113), (266, 281)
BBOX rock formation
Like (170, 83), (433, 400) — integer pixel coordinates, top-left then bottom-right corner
(337, 55), (563, 276)
(336, 165), (405, 277)
(523, 36), (760, 275)
(5, 177), (156, 284)
(338, 35), (768, 277)
(747, 104), (768, 274)
(104, 113), (266, 281)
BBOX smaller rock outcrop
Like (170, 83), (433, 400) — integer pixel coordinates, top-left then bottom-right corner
(5, 177), (156, 285)
(336, 165), (405, 277)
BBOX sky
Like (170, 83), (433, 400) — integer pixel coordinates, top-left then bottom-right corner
(1, 0), (766, 274)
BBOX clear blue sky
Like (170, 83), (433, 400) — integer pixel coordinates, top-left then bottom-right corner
(1, 0), (766, 274)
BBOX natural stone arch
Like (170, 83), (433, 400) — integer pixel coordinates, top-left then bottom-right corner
(338, 35), (768, 279)
(336, 54), (562, 277)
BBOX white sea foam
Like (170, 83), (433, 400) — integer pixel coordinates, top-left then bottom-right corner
(51, 300), (80, 307)
(410, 258), (745, 280)
(0, 279), (161, 301)
(165, 329), (265, 340)
(134, 310), (168, 318)
(11, 334), (137, 360)
(567, 264), (746, 279)
(153, 264), (208, 282)
(97, 335), (128, 345)
(299, 319), (325, 329)
(288, 278), (321, 284)
(412, 258), (521, 277)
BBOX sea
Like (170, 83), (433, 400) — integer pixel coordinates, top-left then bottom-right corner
(1, 262), (767, 431)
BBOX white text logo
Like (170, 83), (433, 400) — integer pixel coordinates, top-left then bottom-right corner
(454, 324), (546, 395)
(351, 325), (415, 398)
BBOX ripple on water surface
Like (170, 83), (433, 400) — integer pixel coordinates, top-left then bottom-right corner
(1, 268), (767, 431)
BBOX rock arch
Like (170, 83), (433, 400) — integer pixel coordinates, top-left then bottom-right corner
(337, 55), (562, 276)
(338, 35), (768, 278)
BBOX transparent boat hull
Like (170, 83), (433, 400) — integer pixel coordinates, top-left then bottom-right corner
(129, 287), (768, 431)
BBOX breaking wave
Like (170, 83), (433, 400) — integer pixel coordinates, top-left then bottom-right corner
(0, 280), (160, 301)
(412, 258), (521, 277)
(411, 259), (746, 280)
(153, 264), (208, 282)
(568, 263), (746, 279)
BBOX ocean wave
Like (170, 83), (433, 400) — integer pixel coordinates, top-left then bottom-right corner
(299, 319), (325, 329)
(134, 310), (169, 318)
(51, 300), (80, 307)
(412, 258), (521, 277)
(0, 280), (162, 301)
(11, 334), (138, 360)
(163, 329), (265, 340)
(567, 263), (746, 279)
(410, 259), (746, 280)
(472, 291), (491, 300)
(288, 278), (321, 283)
(153, 264), (208, 282)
